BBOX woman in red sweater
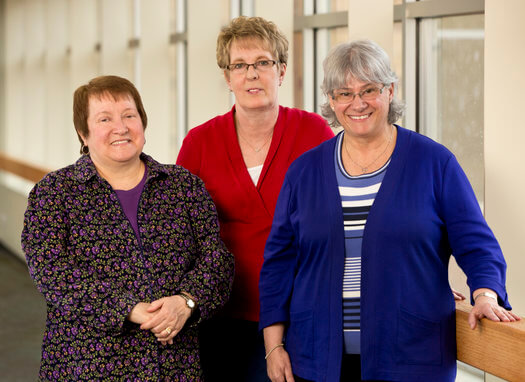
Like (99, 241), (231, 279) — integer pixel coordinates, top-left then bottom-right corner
(176, 16), (333, 382)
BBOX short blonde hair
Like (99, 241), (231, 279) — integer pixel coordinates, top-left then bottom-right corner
(216, 16), (288, 69)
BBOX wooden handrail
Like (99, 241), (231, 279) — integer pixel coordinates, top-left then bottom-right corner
(456, 300), (525, 381)
(0, 152), (49, 183)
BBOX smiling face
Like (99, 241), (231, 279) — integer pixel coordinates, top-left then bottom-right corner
(81, 93), (145, 170)
(225, 38), (286, 113)
(329, 77), (393, 140)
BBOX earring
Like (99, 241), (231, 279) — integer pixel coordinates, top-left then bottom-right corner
(81, 143), (89, 155)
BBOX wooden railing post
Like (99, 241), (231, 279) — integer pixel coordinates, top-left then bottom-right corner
(456, 300), (525, 381)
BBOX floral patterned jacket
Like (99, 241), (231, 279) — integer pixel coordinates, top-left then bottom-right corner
(21, 153), (234, 381)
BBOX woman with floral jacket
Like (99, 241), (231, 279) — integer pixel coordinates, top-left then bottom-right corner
(21, 75), (234, 381)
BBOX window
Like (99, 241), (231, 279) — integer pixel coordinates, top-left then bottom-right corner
(170, 0), (188, 151)
(295, 0), (484, 203)
(294, 0), (348, 113)
(419, 14), (485, 202)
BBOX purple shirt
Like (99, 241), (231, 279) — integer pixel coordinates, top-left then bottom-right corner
(115, 167), (147, 242)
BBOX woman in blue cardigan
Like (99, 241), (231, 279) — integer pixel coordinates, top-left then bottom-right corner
(258, 40), (520, 382)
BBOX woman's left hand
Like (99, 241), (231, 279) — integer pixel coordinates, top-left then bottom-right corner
(468, 290), (521, 329)
(140, 295), (192, 345)
(452, 288), (466, 301)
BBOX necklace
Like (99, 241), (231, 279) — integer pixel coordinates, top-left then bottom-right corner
(238, 129), (274, 153)
(344, 125), (394, 174)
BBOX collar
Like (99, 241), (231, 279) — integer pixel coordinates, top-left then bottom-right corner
(72, 152), (169, 183)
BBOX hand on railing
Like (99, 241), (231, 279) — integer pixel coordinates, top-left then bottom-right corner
(468, 288), (521, 329)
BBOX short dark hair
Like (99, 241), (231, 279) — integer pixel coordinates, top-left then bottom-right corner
(73, 75), (147, 154)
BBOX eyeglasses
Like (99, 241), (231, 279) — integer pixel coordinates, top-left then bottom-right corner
(226, 60), (277, 73)
(331, 85), (387, 104)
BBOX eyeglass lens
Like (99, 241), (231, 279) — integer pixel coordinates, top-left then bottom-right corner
(333, 85), (385, 103)
(229, 60), (276, 72)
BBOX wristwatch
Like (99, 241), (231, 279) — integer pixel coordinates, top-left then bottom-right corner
(179, 292), (196, 313)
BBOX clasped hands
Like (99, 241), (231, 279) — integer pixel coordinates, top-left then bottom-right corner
(128, 295), (192, 345)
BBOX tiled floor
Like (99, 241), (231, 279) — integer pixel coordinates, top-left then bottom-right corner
(0, 244), (46, 381)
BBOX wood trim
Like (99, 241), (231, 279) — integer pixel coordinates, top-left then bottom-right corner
(0, 152), (49, 183)
(127, 38), (140, 49)
(293, 30), (304, 110)
(293, 11), (348, 31)
(169, 32), (187, 44)
(404, 0), (484, 19)
(456, 300), (525, 381)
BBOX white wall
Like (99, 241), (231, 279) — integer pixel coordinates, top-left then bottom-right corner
(0, 181), (31, 257)
(450, 0), (525, 323)
(256, 0), (294, 108)
(45, 0), (74, 167)
(3, 0), (181, 170)
(186, 0), (230, 129)
(100, 0), (133, 79)
(138, 0), (176, 163)
(348, 0), (393, 58)
(484, 0), (525, 315)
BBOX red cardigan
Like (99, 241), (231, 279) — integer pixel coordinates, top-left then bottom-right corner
(177, 106), (334, 321)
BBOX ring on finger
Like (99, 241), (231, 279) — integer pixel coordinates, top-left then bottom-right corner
(164, 327), (172, 335)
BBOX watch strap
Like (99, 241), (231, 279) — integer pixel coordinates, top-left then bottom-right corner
(179, 292), (196, 312)
(474, 291), (498, 302)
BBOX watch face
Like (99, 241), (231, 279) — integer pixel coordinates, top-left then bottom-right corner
(187, 299), (195, 309)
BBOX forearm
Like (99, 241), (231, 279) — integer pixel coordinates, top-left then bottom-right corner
(264, 322), (286, 352)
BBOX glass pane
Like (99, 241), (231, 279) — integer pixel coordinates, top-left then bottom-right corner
(295, 0), (303, 15)
(419, 14), (485, 204)
(314, 0), (348, 14)
(315, 26), (348, 115)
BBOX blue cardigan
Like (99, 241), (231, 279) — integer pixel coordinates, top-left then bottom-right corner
(259, 126), (511, 382)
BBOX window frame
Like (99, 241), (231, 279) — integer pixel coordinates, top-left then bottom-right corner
(293, 0), (485, 132)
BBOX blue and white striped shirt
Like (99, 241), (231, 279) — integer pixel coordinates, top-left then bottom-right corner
(334, 132), (389, 354)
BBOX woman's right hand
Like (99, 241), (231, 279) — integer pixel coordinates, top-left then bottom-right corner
(127, 302), (155, 325)
(266, 346), (295, 382)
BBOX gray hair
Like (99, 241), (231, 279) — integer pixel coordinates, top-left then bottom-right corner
(320, 39), (405, 127)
